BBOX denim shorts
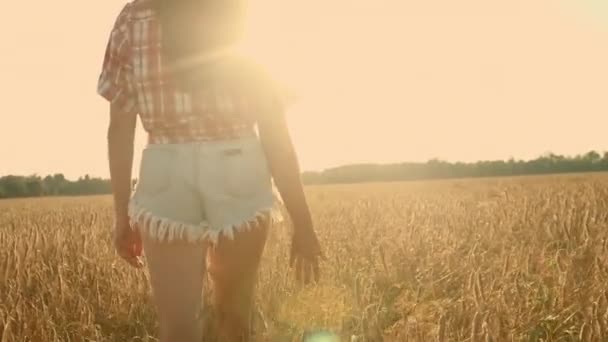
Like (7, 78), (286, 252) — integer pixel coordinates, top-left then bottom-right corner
(128, 136), (282, 244)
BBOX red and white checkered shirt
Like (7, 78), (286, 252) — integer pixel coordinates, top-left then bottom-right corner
(97, 0), (277, 144)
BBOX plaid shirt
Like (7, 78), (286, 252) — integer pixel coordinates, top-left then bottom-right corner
(98, 0), (271, 144)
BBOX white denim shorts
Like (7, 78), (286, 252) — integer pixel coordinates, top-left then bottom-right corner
(128, 136), (282, 244)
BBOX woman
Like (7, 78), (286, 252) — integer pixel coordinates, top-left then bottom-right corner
(97, 0), (323, 341)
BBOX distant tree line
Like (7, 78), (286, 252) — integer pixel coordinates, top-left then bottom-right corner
(0, 174), (111, 199)
(302, 151), (608, 184)
(2, 151), (608, 198)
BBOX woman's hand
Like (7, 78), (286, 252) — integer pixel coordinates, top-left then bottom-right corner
(113, 215), (144, 268)
(290, 225), (323, 284)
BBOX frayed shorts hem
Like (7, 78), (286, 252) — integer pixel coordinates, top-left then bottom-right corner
(128, 199), (283, 245)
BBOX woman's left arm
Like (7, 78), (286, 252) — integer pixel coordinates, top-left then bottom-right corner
(107, 102), (137, 222)
(107, 104), (143, 268)
(99, 4), (143, 268)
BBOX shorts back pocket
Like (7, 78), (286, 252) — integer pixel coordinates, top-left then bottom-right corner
(222, 144), (272, 198)
(135, 148), (176, 197)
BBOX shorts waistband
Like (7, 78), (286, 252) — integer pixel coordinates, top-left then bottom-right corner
(144, 136), (261, 153)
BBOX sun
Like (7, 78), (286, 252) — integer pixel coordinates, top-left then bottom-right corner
(233, 0), (295, 83)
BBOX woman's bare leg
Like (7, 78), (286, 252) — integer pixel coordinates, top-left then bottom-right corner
(207, 217), (269, 342)
(143, 235), (208, 342)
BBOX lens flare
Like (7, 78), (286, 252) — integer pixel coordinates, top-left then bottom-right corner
(302, 331), (340, 342)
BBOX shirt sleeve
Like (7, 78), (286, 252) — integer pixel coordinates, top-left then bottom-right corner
(97, 4), (137, 114)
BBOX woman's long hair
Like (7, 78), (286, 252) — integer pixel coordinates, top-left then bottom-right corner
(150, 0), (246, 89)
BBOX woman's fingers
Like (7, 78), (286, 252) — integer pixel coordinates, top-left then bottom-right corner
(120, 248), (144, 268)
(290, 245), (296, 268)
(295, 257), (303, 283)
(130, 245), (145, 268)
(304, 261), (312, 284)
(312, 258), (320, 283)
(291, 254), (321, 284)
(132, 256), (145, 268)
(133, 226), (143, 257)
(305, 258), (320, 284)
(125, 255), (144, 268)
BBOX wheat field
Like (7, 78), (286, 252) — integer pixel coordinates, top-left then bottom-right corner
(2, 174), (608, 341)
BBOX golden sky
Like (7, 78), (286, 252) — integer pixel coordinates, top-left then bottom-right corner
(1, 0), (607, 179)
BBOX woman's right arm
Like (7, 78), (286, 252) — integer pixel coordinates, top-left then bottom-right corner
(258, 107), (313, 232)
(257, 100), (323, 283)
